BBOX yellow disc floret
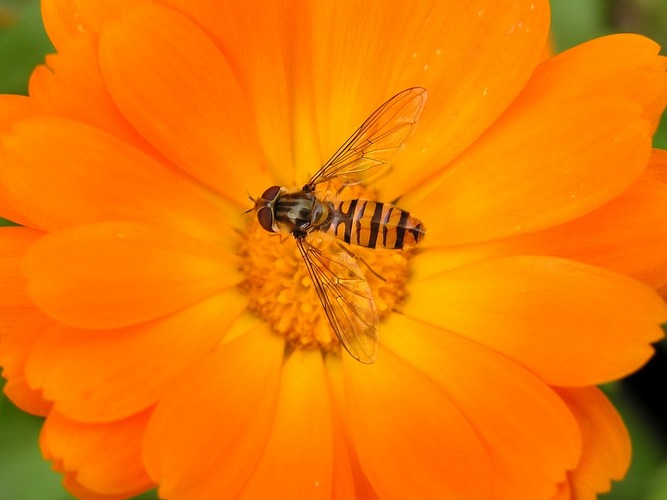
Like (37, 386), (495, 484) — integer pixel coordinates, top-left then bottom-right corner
(238, 217), (413, 354)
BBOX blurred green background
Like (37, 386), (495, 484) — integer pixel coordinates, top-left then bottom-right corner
(0, 0), (666, 499)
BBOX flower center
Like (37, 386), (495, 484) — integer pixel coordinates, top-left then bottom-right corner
(238, 198), (414, 354)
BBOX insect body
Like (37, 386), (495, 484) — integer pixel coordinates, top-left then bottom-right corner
(253, 87), (427, 364)
(327, 199), (425, 250)
(257, 189), (425, 250)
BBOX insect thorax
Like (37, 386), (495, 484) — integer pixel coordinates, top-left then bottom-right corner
(274, 191), (332, 234)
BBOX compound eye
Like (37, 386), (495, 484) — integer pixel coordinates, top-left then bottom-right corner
(260, 185), (281, 201)
(257, 206), (275, 233)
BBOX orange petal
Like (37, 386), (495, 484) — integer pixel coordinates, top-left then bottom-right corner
(157, 0), (300, 187)
(238, 349), (334, 498)
(506, 176), (667, 289)
(2, 379), (50, 417)
(23, 221), (240, 329)
(0, 310), (53, 416)
(380, 314), (581, 499)
(41, 0), (138, 49)
(41, 409), (154, 497)
(0, 96), (41, 225)
(311, 0), (550, 197)
(556, 387), (631, 497)
(551, 482), (571, 500)
(143, 323), (284, 498)
(0, 226), (42, 326)
(0, 149), (42, 229)
(325, 355), (379, 500)
(329, 425), (367, 500)
(0, 190), (24, 227)
(0, 95), (38, 131)
(58, 481), (140, 500)
(157, 1), (549, 190)
(409, 93), (651, 245)
(647, 148), (667, 183)
(343, 342), (491, 498)
(407, 256), (667, 385)
(98, 3), (271, 205)
(0, 227), (52, 414)
(28, 38), (158, 155)
(410, 169), (667, 291)
(26, 289), (247, 422)
(406, 33), (666, 244)
(331, 403), (373, 499)
(519, 34), (667, 129)
(1, 117), (237, 242)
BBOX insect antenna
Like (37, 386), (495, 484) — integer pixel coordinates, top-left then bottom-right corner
(242, 189), (256, 216)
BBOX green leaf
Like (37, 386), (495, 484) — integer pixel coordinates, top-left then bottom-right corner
(0, 390), (71, 499)
(0, 0), (54, 95)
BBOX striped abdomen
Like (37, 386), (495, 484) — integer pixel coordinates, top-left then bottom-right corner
(325, 199), (425, 249)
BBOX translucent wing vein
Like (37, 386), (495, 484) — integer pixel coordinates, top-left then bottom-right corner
(306, 87), (428, 190)
(295, 238), (379, 363)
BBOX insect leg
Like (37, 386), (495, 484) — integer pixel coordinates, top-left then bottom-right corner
(336, 243), (386, 282)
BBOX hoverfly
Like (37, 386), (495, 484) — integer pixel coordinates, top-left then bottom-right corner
(253, 87), (427, 363)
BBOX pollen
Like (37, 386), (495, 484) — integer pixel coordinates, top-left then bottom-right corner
(238, 219), (414, 354)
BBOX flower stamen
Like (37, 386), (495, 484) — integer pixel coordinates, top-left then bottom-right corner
(238, 215), (413, 354)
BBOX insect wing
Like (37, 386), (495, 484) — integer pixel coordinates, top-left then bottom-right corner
(295, 238), (379, 363)
(306, 87), (427, 191)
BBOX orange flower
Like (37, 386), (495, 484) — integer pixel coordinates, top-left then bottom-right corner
(1, 1), (667, 498)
